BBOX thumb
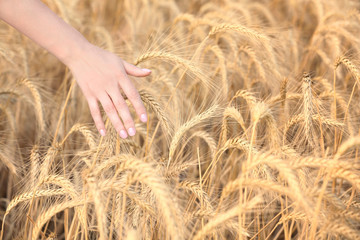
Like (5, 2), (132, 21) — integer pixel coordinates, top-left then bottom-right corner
(123, 61), (151, 77)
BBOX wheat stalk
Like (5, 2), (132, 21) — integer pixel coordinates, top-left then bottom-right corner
(0, 151), (17, 175)
(88, 176), (108, 240)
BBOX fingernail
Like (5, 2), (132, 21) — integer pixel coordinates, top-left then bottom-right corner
(100, 129), (106, 136)
(142, 68), (151, 73)
(128, 127), (136, 136)
(120, 130), (128, 139)
(140, 113), (147, 123)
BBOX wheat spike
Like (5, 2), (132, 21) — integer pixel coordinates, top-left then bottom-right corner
(61, 123), (97, 149)
(32, 199), (85, 240)
(100, 154), (185, 240)
(238, 45), (266, 80)
(134, 51), (205, 79)
(302, 73), (314, 146)
(5, 189), (67, 217)
(217, 136), (256, 158)
(323, 220), (360, 240)
(193, 196), (263, 240)
(139, 89), (173, 136)
(209, 23), (268, 41)
(20, 78), (45, 132)
(168, 105), (219, 168)
(335, 56), (360, 83)
(177, 180), (214, 212)
(280, 77), (288, 107)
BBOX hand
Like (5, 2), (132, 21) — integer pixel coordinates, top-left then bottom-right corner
(67, 43), (151, 139)
(0, 0), (151, 139)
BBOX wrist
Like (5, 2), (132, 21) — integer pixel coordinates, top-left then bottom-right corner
(55, 35), (92, 68)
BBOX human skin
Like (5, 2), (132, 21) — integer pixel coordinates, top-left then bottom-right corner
(0, 0), (150, 139)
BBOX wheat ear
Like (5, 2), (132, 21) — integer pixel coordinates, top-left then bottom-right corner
(139, 89), (173, 136)
(168, 105), (219, 168)
(101, 154), (185, 240)
(31, 199), (85, 240)
(193, 196), (262, 240)
(20, 79), (45, 132)
(302, 73), (314, 146)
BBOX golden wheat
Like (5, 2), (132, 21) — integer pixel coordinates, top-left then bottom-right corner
(1, 0), (360, 239)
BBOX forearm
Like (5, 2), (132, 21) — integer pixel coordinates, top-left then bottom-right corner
(0, 0), (89, 66)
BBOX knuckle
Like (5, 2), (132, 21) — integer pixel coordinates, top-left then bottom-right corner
(127, 90), (139, 101)
(103, 104), (115, 114)
(116, 70), (126, 79)
(109, 117), (121, 129)
(114, 98), (127, 109)
(123, 117), (134, 127)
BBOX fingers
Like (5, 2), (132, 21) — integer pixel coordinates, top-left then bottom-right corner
(99, 94), (128, 139)
(119, 74), (148, 123)
(85, 60), (151, 138)
(107, 87), (137, 137)
(87, 81), (145, 139)
(87, 98), (106, 136)
(123, 61), (151, 77)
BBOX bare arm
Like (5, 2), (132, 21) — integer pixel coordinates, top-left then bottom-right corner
(0, 0), (150, 138)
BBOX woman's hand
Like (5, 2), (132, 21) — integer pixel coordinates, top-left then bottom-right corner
(67, 43), (150, 138)
(0, 0), (150, 138)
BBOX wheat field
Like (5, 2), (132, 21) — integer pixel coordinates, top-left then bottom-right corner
(1, 0), (360, 239)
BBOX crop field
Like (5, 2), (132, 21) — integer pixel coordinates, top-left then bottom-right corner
(1, 0), (360, 239)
